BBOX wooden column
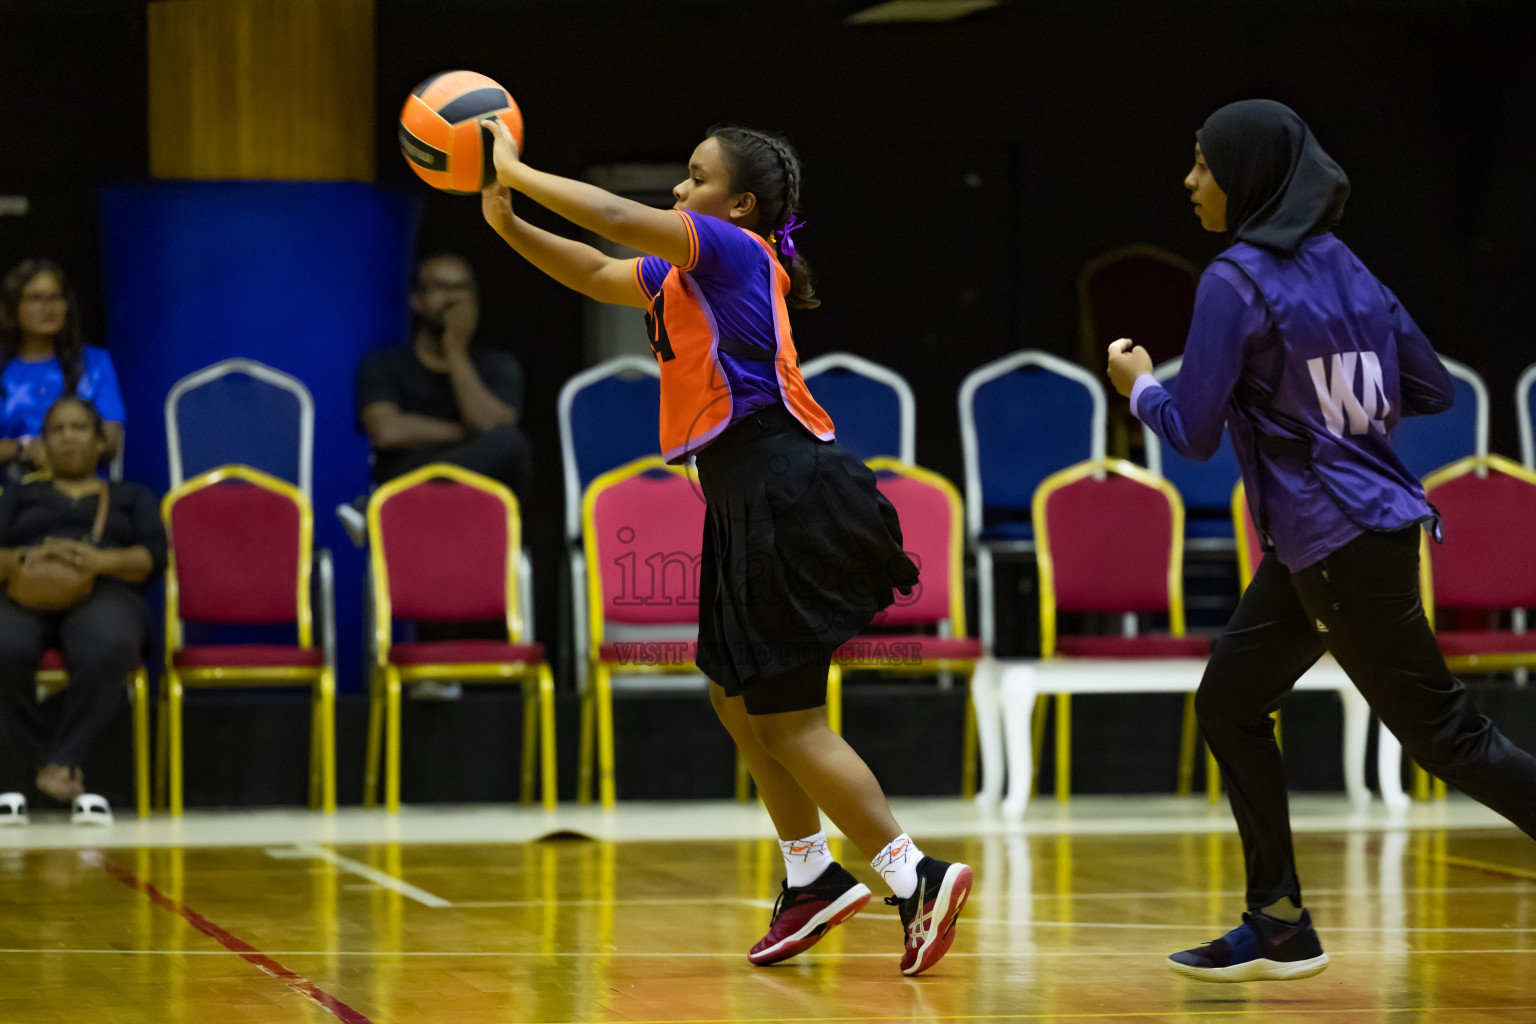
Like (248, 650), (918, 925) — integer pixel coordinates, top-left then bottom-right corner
(148, 0), (374, 181)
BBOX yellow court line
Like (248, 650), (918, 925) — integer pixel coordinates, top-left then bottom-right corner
(1, 948), (1532, 959)
(1433, 853), (1536, 881)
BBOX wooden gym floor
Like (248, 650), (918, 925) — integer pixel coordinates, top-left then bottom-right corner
(2, 796), (1534, 1023)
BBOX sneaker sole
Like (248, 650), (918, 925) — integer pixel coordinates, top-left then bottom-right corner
(1168, 952), (1330, 983)
(902, 863), (973, 977)
(748, 883), (872, 966)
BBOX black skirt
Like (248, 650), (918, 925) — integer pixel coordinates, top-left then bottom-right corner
(693, 403), (920, 695)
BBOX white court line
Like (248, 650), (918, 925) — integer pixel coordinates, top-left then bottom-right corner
(265, 844), (451, 908)
(453, 898), (775, 909)
(861, 913), (1536, 933)
(0, 948), (1531, 958)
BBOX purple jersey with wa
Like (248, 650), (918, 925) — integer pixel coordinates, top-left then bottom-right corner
(1133, 234), (1455, 571)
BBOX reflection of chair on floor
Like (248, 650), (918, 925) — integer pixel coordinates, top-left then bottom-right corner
(959, 350), (1106, 656)
(830, 459), (982, 794)
(1413, 455), (1536, 801)
(363, 464), (555, 812)
(801, 353), (915, 463)
(35, 652), (150, 818)
(158, 466), (336, 815)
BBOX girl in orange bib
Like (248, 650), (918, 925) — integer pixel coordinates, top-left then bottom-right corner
(480, 119), (971, 975)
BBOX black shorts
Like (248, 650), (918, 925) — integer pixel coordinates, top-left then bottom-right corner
(694, 404), (918, 715)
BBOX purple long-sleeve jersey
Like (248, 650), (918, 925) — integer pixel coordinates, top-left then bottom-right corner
(1132, 234), (1455, 571)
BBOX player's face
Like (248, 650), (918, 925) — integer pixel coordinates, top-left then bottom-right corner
(1184, 144), (1228, 233)
(17, 271), (68, 339)
(42, 402), (105, 478)
(674, 138), (757, 227)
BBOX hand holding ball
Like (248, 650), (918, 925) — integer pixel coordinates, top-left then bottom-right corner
(399, 71), (523, 194)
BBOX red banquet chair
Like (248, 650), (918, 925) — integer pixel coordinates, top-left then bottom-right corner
(831, 459), (982, 796)
(159, 465), (336, 816)
(1414, 455), (1536, 800)
(1033, 458), (1210, 800)
(580, 456), (787, 809)
(363, 463), (555, 812)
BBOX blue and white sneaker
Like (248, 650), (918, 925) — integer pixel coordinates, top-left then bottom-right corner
(1169, 910), (1329, 982)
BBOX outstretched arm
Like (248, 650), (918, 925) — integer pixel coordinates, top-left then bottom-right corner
(480, 186), (649, 308)
(483, 117), (692, 265)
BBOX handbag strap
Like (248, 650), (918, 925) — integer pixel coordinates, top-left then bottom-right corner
(88, 482), (111, 546)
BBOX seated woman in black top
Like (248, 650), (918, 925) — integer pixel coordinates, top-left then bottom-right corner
(0, 397), (166, 804)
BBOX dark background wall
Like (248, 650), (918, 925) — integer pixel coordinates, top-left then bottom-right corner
(2, 0), (1533, 702)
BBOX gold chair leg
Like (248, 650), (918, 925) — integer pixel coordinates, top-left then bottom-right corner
(167, 670), (185, 817)
(1031, 692), (1049, 795)
(363, 667), (383, 808)
(1432, 776), (1447, 801)
(1054, 693), (1072, 803)
(308, 686), (322, 810)
(595, 663), (616, 810)
(1412, 762), (1432, 801)
(826, 663), (843, 735)
(1206, 746), (1221, 804)
(131, 669), (150, 819)
(960, 669), (978, 800)
(319, 669), (337, 813)
(734, 749), (752, 803)
(538, 663), (557, 811)
(154, 686), (169, 811)
(1271, 708), (1283, 752)
(384, 666), (403, 813)
(520, 676), (538, 805)
(1176, 692), (1200, 796)
(577, 687), (594, 806)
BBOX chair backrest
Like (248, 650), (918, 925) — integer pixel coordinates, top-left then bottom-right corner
(1231, 480), (1264, 591)
(960, 350), (1107, 544)
(166, 358), (314, 499)
(559, 356), (663, 542)
(1518, 361), (1536, 472)
(1077, 244), (1200, 370)
(583, 457), (706, 647)
(163, 466), (312, 640)
(802, 353), (915, 464)
(865, 459), (965, 632)
(1420, 455), (1536, 612)
(368, 464), (522, 646)
(1143, 357), (1243, 534)
(1390, 356), (1487, 480)
(1033, 458), (1185, 656)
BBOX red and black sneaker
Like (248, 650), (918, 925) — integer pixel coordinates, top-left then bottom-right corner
(887, 856), (973, 976)
(748, 863), (872, 966)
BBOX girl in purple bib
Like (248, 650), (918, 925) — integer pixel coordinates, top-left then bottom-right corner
(1109, 99), (1536, 983)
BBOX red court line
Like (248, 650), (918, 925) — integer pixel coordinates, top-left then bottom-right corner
(93, 853), (375, 1024)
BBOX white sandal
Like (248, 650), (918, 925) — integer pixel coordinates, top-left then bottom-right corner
(0, 792), (27, 826)
(70, 794), (113, 826)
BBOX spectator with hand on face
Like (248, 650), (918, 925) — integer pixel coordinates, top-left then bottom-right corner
(339, 251), (533, 547)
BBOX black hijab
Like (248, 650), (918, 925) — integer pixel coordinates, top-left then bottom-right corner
(1196, 99), (1350, 255)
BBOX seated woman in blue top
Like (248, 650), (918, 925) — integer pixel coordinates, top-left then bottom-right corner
(1108, 100), (1536, 984)
(0, 259), (126, 478)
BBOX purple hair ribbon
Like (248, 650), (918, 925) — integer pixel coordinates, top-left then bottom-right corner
(774, 214), (805, 262)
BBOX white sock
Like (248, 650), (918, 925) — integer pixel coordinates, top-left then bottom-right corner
(781, 831), (834, 888)
(871, 832), (923, 899)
